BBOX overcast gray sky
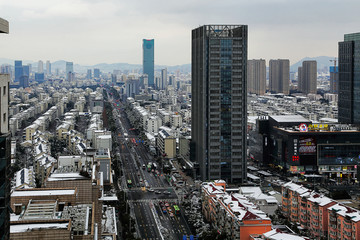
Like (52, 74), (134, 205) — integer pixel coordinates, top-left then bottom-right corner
(0, 0), (359, 66)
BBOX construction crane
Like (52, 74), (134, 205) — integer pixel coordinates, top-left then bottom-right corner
(330, 58), (337, 72)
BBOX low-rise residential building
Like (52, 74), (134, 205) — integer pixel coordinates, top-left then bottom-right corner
(202, 181), (272, 240)
(157, 126), (176, 159)
(281, 181), (360, 239)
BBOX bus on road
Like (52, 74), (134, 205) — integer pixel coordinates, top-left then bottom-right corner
(173, 205), (180, 215)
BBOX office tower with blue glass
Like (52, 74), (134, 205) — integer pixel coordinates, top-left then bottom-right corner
(338, 32), (360, 124)
(191, 25), (248, 184)
(14, 60), (22, 83)
(94, 68), (100, 78)
(142, 39), (154, 88)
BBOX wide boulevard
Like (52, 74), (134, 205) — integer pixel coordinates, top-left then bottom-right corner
(108, 91), (192, 240)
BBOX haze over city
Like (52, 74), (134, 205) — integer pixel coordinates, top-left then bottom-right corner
(1, 0), (359, 65)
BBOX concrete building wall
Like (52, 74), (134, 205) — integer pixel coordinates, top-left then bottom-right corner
(0, 74), (9, 134)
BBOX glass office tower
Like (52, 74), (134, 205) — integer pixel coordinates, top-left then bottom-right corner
(191, 25), (248, 184)
(142, 39), (154, 88)
(339, 32), (360, 124)
(14, 60), (22, 83)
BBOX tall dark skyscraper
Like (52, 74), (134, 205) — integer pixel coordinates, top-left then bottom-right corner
(269, 59), (290, 95)
(0, 17), (10, 240)
(142, 39), (154, 88)
(191, 25), (248, 184)
(14, 60), (22, 83)
(338, 32), (360, 124)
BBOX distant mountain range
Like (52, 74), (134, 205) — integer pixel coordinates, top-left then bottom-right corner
(0, 56), (334, 74)
(0, 58), (191, 74)
(290, 56), (335, 72)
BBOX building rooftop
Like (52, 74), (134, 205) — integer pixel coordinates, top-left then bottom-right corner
(47, 172), (89, 181)
(12, 188), (76, 197)
(270, 115), (310, 123)
(11, 222), (69, 233)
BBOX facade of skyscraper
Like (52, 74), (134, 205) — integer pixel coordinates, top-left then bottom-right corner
(38, 60), (43, 73)
(298, 60), (317, 94)
(66, 62), (73, 81)
(14, 60), (22, 83)
(143, 39), (154, 88)
(46, 60), (51, 75)
(0, 17), (10, 240)
(247, 59), (266, 95)
(269, 59), (290, 95)
(338, 32), (360, 124)
(191, 25), (248, 184)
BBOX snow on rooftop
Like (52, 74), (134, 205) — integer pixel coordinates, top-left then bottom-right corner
(47, 172), (88, 181)
(12, 189), (75, 197)
(270, 115), (310, 123)
(328, 203), (360, 222)
(263, 229), (308, 240)
(11, 222), (69, 233)
(308, 194), (333, 206)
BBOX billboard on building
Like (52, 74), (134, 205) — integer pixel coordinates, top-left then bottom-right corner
(318, 144), (360, 165)
(299, 137), (316, 155)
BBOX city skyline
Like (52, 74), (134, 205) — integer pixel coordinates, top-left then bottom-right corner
(1, 0), (359, 66)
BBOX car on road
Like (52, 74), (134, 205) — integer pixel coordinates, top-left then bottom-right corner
(155, 190), (161, 194)
(163, 191), (171, 195)
(148, 188), (154, 192)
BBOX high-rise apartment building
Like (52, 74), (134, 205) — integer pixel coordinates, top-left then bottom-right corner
(160, 68), (167, 90)
(0, 17), (10, 240)
(66, 62), (73, 81)
(38, 60), (43, 73)
(269, 59), (290, 95)
(14, 60), (22, 83)
(191, 25), (248, 184)
(143, 39), (154, 88)
(247, 59), (266, 95)
(46, 60), (51, 75)
(338, 32), (360, 124)
(298, 60), (317, 95)
(87, 69), (92, 79)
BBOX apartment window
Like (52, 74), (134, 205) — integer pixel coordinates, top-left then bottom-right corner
(3, 86), (6, 96)
(3, 113), (5, 123)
